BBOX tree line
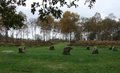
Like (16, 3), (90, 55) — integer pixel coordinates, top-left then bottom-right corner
(0, 10), (120, 43)
(0, 0), (120, 44)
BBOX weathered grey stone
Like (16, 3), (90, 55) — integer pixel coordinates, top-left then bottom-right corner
(112, 46), (118, 51)
(86, 46), (90, 50)
(109, 46), (112, 50)
(18, 46), (26, 53)
(49, 46), (55, 50)
(63, 46), (73, 55)
(92, 46), (98, 54)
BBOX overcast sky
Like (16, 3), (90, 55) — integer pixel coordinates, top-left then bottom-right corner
(17, 0), (120, 19)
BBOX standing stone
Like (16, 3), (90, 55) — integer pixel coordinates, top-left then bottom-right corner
(109, 46), (113, 50)
(18, 46), (26, 53)
(86, 46), (90, 50)
(63, 46), (73, 55)
(49, 45), (55, 50)
(92, 46), (98, 54)
(112, 46), (118, 51)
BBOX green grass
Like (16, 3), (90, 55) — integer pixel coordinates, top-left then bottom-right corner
(0, 43), (120, 73)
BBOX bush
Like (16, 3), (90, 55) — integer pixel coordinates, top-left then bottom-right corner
(68, 40), (120, 46)
(0, 40), (53, 47)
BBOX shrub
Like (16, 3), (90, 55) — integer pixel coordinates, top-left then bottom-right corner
(69, 40), (120, 46)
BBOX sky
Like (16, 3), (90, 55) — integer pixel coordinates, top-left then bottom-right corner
(16, 0), (120, 19)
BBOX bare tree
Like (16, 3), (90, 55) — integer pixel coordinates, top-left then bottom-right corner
(29, 18), (37, 40)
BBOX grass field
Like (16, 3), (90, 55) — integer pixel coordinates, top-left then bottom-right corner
(0, 43), (120, 73)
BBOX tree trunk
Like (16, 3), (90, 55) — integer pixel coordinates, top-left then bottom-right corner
(54, 33), (57, 39)
(5, 27), (8, 43)
(20, 31), (22, 42)
(32, 27), (34, 40)
(26, 29), (29, 40)
(34, 26), (36, 40)
(65, 34), (67, 41)
(69, 33), (71, 41)
(11, 30), (14, 43)
(43, 30), (46, 41)
(69, 33), (72, 43)
(22, 30), (24, 40)
(15, 33), (18, 43)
